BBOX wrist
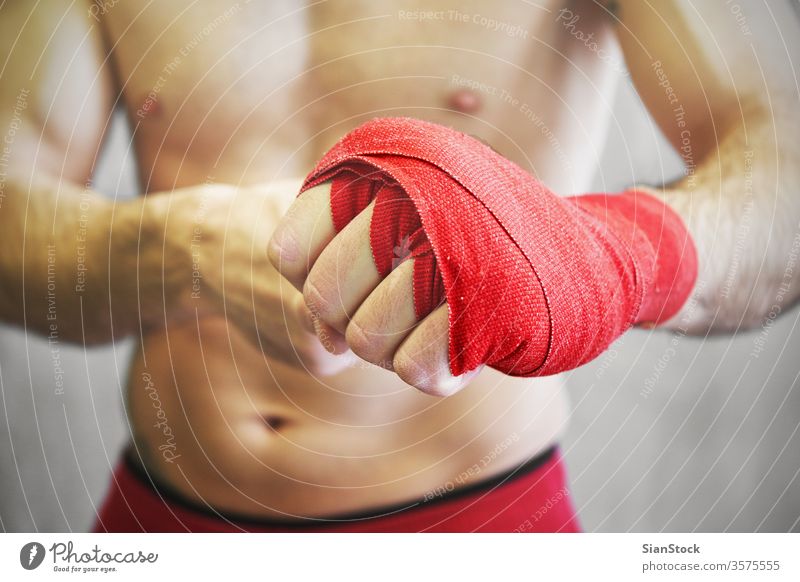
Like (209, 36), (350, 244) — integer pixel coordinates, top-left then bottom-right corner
(131, 191), (203, 327)
(571, 189), (698, 325)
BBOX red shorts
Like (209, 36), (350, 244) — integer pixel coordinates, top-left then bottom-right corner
(93, 447), (580, 532)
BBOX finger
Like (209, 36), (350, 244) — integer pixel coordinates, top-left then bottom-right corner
(312, 316), (349, 355)
(345, 258), (417, 370)
(303, 201), (381, 333)
(392, 304), (484, 397)
(267, 182), (334, 290)
(288, 287), (348, 354)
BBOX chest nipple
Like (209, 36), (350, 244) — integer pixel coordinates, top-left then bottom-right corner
(446, 88), (483, 114)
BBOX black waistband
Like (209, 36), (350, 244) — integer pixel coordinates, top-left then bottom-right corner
(124, 444), (557, 528)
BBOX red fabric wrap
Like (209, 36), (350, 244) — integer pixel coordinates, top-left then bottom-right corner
(301, 117), (697, 377)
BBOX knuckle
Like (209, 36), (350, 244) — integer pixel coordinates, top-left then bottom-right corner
(393, 352), (439, 396)
(394, 348), (462, 397)
(345, 319), (387, 365)
(345, 320), (372, 359)
(304, 267), (351, 331)
(392, 350), (421, 387)
(266, 239), (286, 275)
(303, 278), (335, 323)
(268, 226), (303, 280)
(266, 233), (283, 264)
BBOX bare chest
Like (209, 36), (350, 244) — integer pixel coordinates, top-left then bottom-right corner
(102, 0), (617, 189)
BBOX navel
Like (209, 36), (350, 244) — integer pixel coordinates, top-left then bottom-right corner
(262, 414), (288, 432)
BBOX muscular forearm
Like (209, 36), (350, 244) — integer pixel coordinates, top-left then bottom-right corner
(643, 97), (800, 333)
(0, 176), (184, 343)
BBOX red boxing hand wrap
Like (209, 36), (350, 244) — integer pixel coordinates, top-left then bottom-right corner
(301, 118), (697, 377)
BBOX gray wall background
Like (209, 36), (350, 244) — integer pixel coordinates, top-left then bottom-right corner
(1, 79), (798, 533)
